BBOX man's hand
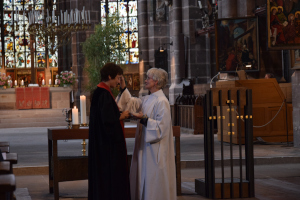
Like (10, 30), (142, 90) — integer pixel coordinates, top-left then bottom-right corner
(120, 110), (130, 120)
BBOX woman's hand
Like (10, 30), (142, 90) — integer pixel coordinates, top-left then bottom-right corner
(131, 111), (144, 119)
(120, 75), (126, 89)
(120, 110), (130, 120)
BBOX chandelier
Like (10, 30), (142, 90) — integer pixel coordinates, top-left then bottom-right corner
(27, 4), (91, 54)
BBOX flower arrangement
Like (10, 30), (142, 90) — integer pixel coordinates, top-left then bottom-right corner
(57, 71), (76, 86)
(0, 73), (9, 87)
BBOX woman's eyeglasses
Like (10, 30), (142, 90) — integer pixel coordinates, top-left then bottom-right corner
(146, 76), (153, 80)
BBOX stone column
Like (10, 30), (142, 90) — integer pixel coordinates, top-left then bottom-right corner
(138, 0), (150, 97)
(292, 71), (300, 147)
(221, 0), (237, 18)
(237, 0), (255, 17)
(169, 0), (185, 105)
(218, 0), (222, 19)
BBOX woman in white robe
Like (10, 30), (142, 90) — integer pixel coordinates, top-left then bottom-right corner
(117, 68), (176, 200)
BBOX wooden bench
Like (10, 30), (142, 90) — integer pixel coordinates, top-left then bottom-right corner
(0, 174), (16, 200)
(0, 142), (10, 153)
(48, 126), (181, 200)
(5, 153), (18, 173)
(0, 162), (10, 175)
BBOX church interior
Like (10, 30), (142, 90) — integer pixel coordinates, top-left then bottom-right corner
(0, 0), (300, 199)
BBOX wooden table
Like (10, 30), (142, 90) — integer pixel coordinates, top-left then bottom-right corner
(48, 126), (181, 200)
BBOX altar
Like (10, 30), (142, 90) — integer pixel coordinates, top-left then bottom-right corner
(0, 87), (72, 110)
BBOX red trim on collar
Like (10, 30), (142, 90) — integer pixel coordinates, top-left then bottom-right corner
(97, 82), (114, 99)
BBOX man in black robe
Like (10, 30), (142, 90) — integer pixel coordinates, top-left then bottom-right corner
(88, 62), (130, 200)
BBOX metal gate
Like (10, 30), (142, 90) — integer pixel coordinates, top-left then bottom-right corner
(195, 89), (255, 199)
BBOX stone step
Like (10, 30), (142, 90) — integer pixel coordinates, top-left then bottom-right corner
(0, 117), (66, 124)
(0, 109), (71, 119)
(0, 121), (68, 128)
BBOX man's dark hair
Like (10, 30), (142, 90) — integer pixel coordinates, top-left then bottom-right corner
(100, 62), (123, 81)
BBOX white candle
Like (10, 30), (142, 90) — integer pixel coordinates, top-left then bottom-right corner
(198, 1), (202, 9)
(72, 106), (79, 124)
(80, 95), (87, 124)
(55, 79), (58, 85)
(42, 79), (45, 85)
(21, 80), (24, 86)
(49, 79), (51, 85)
(15, 80), (17, 86)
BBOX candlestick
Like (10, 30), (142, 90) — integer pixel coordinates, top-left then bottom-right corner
(49, 79), (52, 85)
(80, 95), (87, 124)
(72, 106), (79, 124)
(15, 80), (17, 86)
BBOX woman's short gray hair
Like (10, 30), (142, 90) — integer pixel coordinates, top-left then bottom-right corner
(147, 68), (168, 89)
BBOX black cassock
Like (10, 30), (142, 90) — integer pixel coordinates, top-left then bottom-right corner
(88, 87), (130, 200)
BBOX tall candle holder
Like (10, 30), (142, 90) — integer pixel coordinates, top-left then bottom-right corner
(62, 108), (72, 129)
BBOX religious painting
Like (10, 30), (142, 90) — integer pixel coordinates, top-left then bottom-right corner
(36, 69), (45, 86)
(215, 17), (259, 72)
(267, 0), (300, 50)
(133, 73), (140, 91)
(124, 74), (133, 90)
(6, 69), (15, 83)
(290, 49), (300, 68)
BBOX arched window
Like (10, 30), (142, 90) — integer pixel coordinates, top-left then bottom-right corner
(101, 0), (138, 65)
(1, 0), (58, 69)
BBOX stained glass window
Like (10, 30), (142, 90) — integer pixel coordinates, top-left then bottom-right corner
(1, 0), (57, 69)
(101, 0), (139, 64)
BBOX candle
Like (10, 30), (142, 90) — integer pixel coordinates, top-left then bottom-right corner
(80, 95), (87, 124)
(72, 106), (79, 124)
(55, 79), (58, 85)
(198, 1), (202, 9)
(21, 80), (24, 86)
(42, 79), (45, 85)
(49, 79), (52, 85)
(15, 80), (17, 86)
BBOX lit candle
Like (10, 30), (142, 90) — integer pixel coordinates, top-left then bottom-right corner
(72, 106), (79, 124)
(42, 79), (45, 85)
(49, 79), (52, 85)
(21, 80), (24, 86)
(15, 80), (17, 86)
(198, 1), (202, 9)
(80, 95), (87, 124)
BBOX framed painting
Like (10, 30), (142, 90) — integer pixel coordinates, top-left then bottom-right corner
(215, 17), (259, 73)
(290, 49), (300, 69)
(133, 73), (140, 91)
(124, 74), (133, 90)
(267, 0), (300, 50)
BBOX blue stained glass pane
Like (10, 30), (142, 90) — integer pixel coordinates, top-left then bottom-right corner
(108, 2), (117, 17)
(25, 52), (31, 68)
(119, 2), (127, 17)
(128, 1), (137, 16)
(36, 52), (45, 68)
(5, 52), (15, 68)
(15, 52), (25, 68)
(101, 3), (106, 18)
